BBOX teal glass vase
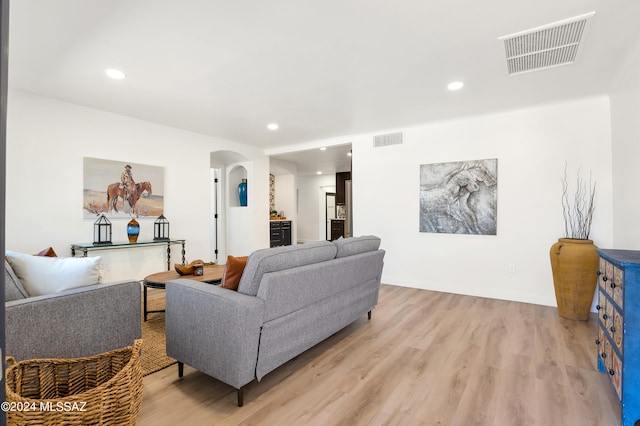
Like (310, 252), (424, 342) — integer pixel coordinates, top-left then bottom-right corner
(238, 179), (248, 206)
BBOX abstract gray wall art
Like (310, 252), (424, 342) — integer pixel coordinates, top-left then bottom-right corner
(420, 159), (498, 235)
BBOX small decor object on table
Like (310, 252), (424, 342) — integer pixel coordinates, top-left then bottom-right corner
(93, 214), (112, 245)
(175, 259), (205, 276)
(127, 218), (140, 243)
(238, 178), (248, 206)
(154, 214), (170, 240)
(550, 163), (598, 320)
(194, 263), (204, 276)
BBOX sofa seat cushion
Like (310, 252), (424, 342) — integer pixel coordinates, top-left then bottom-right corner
(333, 235), (381, 258)
(5, 251), (102, 297)
(4, 260), (29, 301)
(237, 241), (338, 296)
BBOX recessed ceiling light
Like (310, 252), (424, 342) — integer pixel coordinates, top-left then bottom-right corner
(320, 147), (327, 151)
(267, 123), (279, 130)
(316, 171), (322, 175)
(447, 81), (464, 91)
(105, 68), (126, 79)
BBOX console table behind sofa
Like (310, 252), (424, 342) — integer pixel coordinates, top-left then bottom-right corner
(71, 239), (186, 271)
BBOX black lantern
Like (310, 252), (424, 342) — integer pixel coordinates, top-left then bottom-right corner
(154, 214), (170, 240)
(93, 214), (112, 245)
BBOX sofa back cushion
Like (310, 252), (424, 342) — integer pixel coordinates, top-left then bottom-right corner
(257, 249), (385, 322)
(4, 259), (29, 301)
(333, 235), (381, 258)
(237, 241), (338, 296)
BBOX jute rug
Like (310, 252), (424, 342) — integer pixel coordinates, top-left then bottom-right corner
(141, 297), (176, 376)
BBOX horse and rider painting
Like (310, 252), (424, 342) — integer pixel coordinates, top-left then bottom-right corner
(419, 158), (497, 235)
(83, 157), (164, 219)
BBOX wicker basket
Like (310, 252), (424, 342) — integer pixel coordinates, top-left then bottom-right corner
(5, 339), (143, 426)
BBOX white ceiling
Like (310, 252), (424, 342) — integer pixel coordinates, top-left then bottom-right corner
(271, 144), (352, 176)
(8, 1), (640, 165)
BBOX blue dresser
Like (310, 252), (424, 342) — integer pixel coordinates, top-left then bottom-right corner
(596, 249), (640, 426)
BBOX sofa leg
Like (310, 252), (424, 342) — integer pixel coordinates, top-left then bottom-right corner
(178, 362), (184, 377)
(237, 387), (244, 407)
(368, 311), (372, 320)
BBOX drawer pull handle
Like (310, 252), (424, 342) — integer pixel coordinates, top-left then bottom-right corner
(596, 305), (601, 311)
(603, 314), (609, 320)
(609, 369), (615, 376)
(597, 271), (602, 276)
(595, 339), (601, 345)
(610, 327), (616, 333)
(610, 282), (616, 289)
(603, 276), (608, 282)
(601, 352), (607, 359)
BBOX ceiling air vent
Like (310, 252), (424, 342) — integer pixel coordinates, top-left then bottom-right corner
(498, 12), (595, 76)
(373, 131), (403, 148)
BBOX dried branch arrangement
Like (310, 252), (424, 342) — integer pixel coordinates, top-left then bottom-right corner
(561, 163), (596, 239)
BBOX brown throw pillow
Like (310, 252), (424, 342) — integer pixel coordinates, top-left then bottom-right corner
(220, 255), (248, 291)
(35, 247), (57, 257)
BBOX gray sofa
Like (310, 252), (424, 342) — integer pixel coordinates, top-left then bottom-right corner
(4, 260), (142, 361)
(165, 235), (385, 406)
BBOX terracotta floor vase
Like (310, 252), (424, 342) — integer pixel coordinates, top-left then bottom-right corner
(550, 238), (599, 320)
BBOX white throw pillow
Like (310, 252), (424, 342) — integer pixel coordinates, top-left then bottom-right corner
(5, 251), (102, 297)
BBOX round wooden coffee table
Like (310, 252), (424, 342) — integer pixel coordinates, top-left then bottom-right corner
(143, 264), (225, 321)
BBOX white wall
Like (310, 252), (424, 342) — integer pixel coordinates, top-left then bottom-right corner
(296, 174), (336, 243)
(226, 162), (252, 256)
(250, 156), (271, 252)
(7, 90), (619, 308)
(6, 90), (263, 281)
(273, 174), (297, 244)
(274, 175), (295, 219)
(610, 42), (640, 250)
(326, 97), (612, 307)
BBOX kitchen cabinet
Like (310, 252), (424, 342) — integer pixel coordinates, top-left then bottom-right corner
(270, 221), (291, 247)
(335, 172), (351, 204)
(330, 219), (345, 240)
(595, 248), (640, 426)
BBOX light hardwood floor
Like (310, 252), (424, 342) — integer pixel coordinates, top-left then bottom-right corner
(138, 284), (621, 426)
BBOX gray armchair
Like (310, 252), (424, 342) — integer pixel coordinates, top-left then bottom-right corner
(5, 260), (142, 361)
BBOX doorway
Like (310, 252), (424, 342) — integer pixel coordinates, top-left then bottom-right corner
(325, 192), (336, 241)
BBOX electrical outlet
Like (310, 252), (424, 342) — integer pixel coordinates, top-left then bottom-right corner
(507, 263), (516, 273)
